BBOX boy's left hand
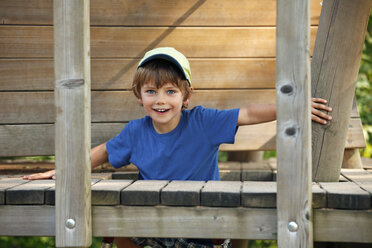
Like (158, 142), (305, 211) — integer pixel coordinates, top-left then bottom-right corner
(311, 98), (332, 125)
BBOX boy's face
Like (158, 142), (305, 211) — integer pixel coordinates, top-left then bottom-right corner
(138, 82), (191, 134)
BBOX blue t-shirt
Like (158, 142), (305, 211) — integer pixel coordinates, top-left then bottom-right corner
(106, 106), (239, 180)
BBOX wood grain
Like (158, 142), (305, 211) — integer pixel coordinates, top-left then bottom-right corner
(311, 0), (372, 182)
(0, 26), (318, 58)
(6, 180), (54, 205)
(92, 180), (133, 205)
(121, 180), (169, 205)
(0, 58), (276, 90)
(161, 180), (205, 206)
(0, 0), (322, 26)
(201, 181), (241, 207)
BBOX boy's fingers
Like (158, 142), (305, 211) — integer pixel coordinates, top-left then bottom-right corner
(311, 102), (332, 112)
(311, 114), (328, 125)
(311, 97), (327, 104)
(312, 108), (332, 120)
(23, 170), (56, 180)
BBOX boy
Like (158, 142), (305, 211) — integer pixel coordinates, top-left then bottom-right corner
(24, 47), (332, 247)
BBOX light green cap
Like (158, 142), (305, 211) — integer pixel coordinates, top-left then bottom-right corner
(137, 47), (192, 86)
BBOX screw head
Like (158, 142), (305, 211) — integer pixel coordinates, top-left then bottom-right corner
(66, 218), (76, 229)
(288, 221), (298, 232)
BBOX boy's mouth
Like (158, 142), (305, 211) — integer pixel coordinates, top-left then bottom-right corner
(153, 108), (170, 113)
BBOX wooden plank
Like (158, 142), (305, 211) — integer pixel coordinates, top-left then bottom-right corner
(276, 0), (312, 247)
(0, 205), (371, 243)
(161, 181), (205, 206)
(242, 181), (276, 208)
(313, 209), (372, 243)
(312, 183), (327, 209)
(311, 0), (372, 182)
(0, 26), (318, 58)
(320, 182), (370, 210)
(121, 180), (169, 206)
(0, 119), (364, 157)
(0, 90), (275, 124)
(53, 1), (92, 246)
(341, 169), (372, 183)
(93, 206), (277, 239)
(201, 181), (241, 207)
(241, 182), (326, 209)
(0, 58), (277, 91)
(92, 180), (133, 206)
(6, 180), (54, 205)
(0, 178), (28, 205)
(46, 179), (101, 206)
(0, 0), (323, 26)
(241, 162), (273, 181)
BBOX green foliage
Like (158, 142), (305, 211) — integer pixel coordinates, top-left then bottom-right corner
(248, 240), (277, 248)
(356, 9), (372, 158)
(0, 237), (104, 248)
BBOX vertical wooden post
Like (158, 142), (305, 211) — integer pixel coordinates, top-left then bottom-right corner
(311, 0), (372, 181)
(54, 0), (91, 247)
(276, 0), (312, 247)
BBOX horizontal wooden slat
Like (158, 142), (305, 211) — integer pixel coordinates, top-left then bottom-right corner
(242, 181), (276, 208)
(0, 119), (364, 157)
(0, 26), (318, 58)
(320, 182), (370, 210)
(6, 180), (54, 205)
(201, 181), (241, 207)
(241, 162), (273, 181)
(121, 180), (169, 205)
(0, 58), (276, 90)
(92, 180), (133, 206)
(161, 180), (205, 206)
(0, 178), (28, 205)
(1, 205), (371, 243)
(0, 90), (275, 124)
(0, 0), (323, 26)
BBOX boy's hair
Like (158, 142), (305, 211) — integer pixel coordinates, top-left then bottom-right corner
(132, 59), (192, 109)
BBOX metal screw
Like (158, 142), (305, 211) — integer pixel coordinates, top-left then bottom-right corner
(66, 218), (76, 229)
(288, 221), (298, 232)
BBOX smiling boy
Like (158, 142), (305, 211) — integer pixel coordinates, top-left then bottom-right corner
(24, 47), (332, 248)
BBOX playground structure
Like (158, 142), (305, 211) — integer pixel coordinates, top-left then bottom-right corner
(0, 0), (372, 247)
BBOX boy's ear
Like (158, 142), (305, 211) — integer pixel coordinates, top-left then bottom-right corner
(137, 98), (143, 106)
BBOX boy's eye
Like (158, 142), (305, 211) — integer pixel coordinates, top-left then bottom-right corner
(146, 90), (156, 94)
(167, 90), (176, 94)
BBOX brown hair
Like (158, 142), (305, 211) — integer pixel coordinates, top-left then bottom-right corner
(132, 59), (192, 108)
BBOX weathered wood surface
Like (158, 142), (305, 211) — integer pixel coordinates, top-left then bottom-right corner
(0, 0), (323, 26)
(121, 180), (169, 205)
(0, 26), (318, 58)
(92, 180), (132, 205)
(0, 205), (371, 243)
(161, 180), (205, 206)
(320, 182), (370, 210)
(2, 178), (367, 208)
(53, 0), (92, 247)
(276, 0), (312, 247)
(201, 181), (241, 207)
(311, 0), (372, 182)
(6, 180), (54, 205)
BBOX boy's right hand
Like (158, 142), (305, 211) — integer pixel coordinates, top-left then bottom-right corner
(23, 169), (55, 180)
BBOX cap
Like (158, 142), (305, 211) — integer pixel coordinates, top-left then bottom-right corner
(137, 47), (191, 86)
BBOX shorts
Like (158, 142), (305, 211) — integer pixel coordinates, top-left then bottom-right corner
(130, 238), (231, 248)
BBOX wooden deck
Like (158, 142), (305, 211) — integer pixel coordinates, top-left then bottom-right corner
(1, 166), (371, 243)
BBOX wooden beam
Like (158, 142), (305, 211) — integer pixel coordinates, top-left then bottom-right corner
(54, 0), (91, 247)
(276, 0), (312, 247)
(0, 206), (371, 243)
(311, 0), (372, 182)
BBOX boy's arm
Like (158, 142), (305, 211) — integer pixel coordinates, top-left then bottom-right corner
(23, 143), (109, 180)
(237, 98), (332, 126)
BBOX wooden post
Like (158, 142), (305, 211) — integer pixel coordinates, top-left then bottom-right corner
(311, 0), (372, 181)
(54, 0), (91, 247)
(276, 0), (313, 247)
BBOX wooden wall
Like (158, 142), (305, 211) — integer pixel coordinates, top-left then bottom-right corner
(2, 0), (355, 157)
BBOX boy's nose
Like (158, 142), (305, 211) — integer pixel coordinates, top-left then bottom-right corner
(155, 92), (166, 104)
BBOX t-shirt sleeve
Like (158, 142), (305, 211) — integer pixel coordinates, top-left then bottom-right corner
(105, 122), (133, 168)
(197, 106), (239, 146)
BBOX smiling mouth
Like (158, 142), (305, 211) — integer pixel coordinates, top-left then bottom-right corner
(153, 108), (170, 113)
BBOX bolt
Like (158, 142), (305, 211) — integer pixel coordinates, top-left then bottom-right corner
(288, 221), (298, 232)
(66, 218), (76, 229)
